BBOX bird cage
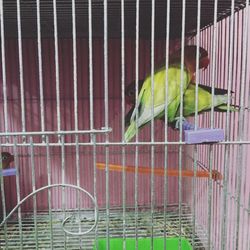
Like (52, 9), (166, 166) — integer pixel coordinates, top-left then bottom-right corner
(0, 0), (249, 249)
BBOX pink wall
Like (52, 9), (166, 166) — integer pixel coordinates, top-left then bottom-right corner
(0, 38), (188, 213)
(186, 8), (250, 250)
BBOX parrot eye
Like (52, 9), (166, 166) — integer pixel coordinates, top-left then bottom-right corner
(2, 156), (7, 160)
(128, 90), (135, 97)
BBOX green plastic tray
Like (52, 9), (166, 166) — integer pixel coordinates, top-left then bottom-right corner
(93, 237), (192, 250)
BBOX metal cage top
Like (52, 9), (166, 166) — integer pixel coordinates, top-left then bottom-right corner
(1, 0), (247, 38)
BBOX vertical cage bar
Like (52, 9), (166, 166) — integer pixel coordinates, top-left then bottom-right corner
(248, 219), (250, 250)
(0, 147), (8, 247)
(29, 137), (38, 249)
(191, 146), (198, 247)
(60, 135), (66, 248)
(230, 10), (240, 250)
(16, 0), (26, 133)
(0, 0), (8, 134)
(228, 11), (240, 249)
(87, 1), (97, 244)
(241, 139), (250, 248)
(92, 135), (98, 247)
(103, 1), (110, 249)
(150, 1), (155, 248)
(192, 0), (201, 247)
(221, 0), (235, 248)
(45, 136), (54, 249)
(121, 0), (126, 248)
(14, 137), (23, 249)
(235, 3), (249, 249)
(207, 1), (218, 248)
(75, 135), (82, 243)
(52, 0), (61, 132)
(134, 0), (140, 249)
(207, 145), (213, 249)
(163, 0), (170, 249)
(194, 0), (201, 130)
(36, 0), (45, 135)
(72, 0), (78, 131)
(210, 0), (218, 128)
(241, 34), (250, 249)
(178, 0), (187, 247)
(88, 0), (94, 132)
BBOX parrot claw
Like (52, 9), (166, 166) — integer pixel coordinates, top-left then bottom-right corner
(174, 117), (187, 129)
(174, 117), (195, 130)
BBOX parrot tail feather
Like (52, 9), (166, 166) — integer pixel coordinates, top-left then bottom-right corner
(215, 104), (249, 112)
(124, 121), (137, 142)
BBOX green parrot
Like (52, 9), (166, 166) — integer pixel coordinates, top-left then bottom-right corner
(177, 83), (237, 118)
(124, 46), (209, 142)
(125, 81), (238, 129)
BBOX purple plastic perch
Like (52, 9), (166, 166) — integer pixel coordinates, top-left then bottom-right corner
(0, 168), (17, 177)
(179, 120), (224, 144)
(184, 128), (224, 144)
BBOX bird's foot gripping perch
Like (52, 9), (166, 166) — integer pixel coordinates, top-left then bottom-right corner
(175, 118), (224, 144)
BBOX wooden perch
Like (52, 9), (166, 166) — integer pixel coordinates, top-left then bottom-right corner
(96, 163), (222, 181)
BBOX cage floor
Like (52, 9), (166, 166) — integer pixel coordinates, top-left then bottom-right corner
(0, 205), (207, 250)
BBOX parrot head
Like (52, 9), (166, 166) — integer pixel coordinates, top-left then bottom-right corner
(197, 47), (210, 70)
(1, 152), (14, 169)
(170, 45), (210, 73)
(124, 46), (210, 106)
(125, 80), (144, 105)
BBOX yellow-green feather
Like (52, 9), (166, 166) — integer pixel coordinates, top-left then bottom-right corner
(175, 83), (236, 117)
(124, 64), (191, 141)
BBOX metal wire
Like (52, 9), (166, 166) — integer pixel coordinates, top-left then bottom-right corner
(120, 0), (127, 249)
(60, 135), (66, 248)
(88, 0), (94, 132)
(87, 1), (94, 246)
(0, 146), (8, 247)
(0, 128), (112, 137)
(53, 0), (61, 133)
(235, 3), (249, 249)
(150, 1), (156, 248)
(0, 205), (206, 249)
(103, 1), (110, 250)
(163, 0), (170, 248)
(72, 0), (78, 131)
(192, 0), (201, 247)
(13, 137), (23, 249)
(2, 140), (250, 148)
(36, 0), (45, 136)
(0, 0), (8, 134)
(16, 0), (26, 134)
(92, 134), (98, 248)
(29, 137), (38, 249)
(210, 0), (218, 129)
(178, 0), (187, 247)
(0, 184), (99, 236)
(134, 0), (140, 247)
(220, 1), (235, 248)
(45, 136), (54, 249)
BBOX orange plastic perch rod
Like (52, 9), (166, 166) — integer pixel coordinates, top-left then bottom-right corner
(96, 163), (222, 181)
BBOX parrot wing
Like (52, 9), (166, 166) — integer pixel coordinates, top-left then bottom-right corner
(124, 66), (192, 142)
(125, 106), (135, 127)
(197, 83), (234, 95)
(214, 104), (239, 112)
